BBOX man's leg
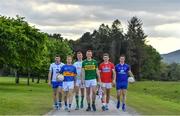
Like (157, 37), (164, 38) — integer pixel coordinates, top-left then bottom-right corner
(92, 85), (97, 111)
(122, 89), (127, 111)
(80, 87), (85, 108)
(68, 89), (74, 112)
(86, 87), (91, 111)
(101, 86), (106, 111)
(58, 87), (63, 108)
(74, 85), (79, 110)
(116, 89), (122, 109)
(106, 88), (111, 110)
(64, 91), (68, 110)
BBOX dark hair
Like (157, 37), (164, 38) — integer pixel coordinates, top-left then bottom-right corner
(55, 54), (60, 58)
(86, 50), (92, 53)
(77, 51), (82, 54)
(120, 54), (126, 58)
(103, 53), (109, 57)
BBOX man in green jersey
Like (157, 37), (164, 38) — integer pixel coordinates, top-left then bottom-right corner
(81, 50), (101, 112)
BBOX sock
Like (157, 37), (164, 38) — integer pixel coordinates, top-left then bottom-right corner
(65, 101), (67, 107)
(122, 95), (126, 104)
(69, 104), (71, 108)
(81, 96), (84, 103)
(75, 95), (79, 107)
(102, 103), (106, 106)
(92, 101), (95, 105)
(88, 103), (90, 108)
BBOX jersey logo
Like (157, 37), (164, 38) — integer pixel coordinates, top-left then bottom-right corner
(63, 71), (76, 76)
(84, 65), (96, 70)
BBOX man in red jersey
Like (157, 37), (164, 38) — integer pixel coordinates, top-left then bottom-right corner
(99, 53), (116, 111)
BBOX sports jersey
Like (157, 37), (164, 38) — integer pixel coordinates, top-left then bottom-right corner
(115, 63), (130, 83)
(60, 64), (77, 82)
(49, 62), (64, 82)
(82, 59), (98, 80)
(73, 60), (83, 79)
(99, 62), (115, 83)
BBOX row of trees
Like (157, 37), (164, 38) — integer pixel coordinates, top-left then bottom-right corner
(0, 15), (72, 85)
(69, 17), (161, 81)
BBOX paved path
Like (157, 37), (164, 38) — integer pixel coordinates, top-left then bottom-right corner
(45, 96), (139, 116)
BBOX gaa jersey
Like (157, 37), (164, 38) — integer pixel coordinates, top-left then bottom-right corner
(73, 61), (83, 79)
(60, 64), (77, 82)
(99, 62), (115, 83)
(115, 63), (130, 83)
(49, 62), (64, 82)
(82, 59), (98, 80)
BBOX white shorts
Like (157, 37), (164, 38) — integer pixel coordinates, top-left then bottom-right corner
(63, 81), (74, 91)
(101, 82), (112, 89)
(85, 79), (97, 88)
(75, 78), (85, 88)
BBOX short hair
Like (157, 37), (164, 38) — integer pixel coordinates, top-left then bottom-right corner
(120, 54), (126, 58)
(86, 50), (92, 53)
(67, 55), (72, 59)
(103, 53), (109, 57)
(77, 51), (82, 54)
(55, 54), (60, 58)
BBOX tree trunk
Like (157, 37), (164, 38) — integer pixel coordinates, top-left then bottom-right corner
(27, 72), (30, 85)
(32, 76), (34, 82)
(15, 69), (19, 84)
(45, 76), (48, 83)
(37, 76), (40, 84)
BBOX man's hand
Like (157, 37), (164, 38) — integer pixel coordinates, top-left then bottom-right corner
(48, 81), (51, 86)
(112, 80), (116, 87)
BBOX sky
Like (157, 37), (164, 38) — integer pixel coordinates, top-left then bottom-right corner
(0, 0), (180, 54)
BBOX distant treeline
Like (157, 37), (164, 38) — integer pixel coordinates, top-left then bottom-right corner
(0, 15), (179, 84)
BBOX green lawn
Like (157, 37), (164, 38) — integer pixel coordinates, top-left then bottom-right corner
(111, 81), (180, 115)
(0, 77), (52, 115)
(1, 77), (180, 115)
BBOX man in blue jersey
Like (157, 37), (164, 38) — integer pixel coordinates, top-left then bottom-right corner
(60, 55), (77, 112)
(73, 51), (85, 110)
(48, 55), (64, 110)
(114, 55), (134, 112)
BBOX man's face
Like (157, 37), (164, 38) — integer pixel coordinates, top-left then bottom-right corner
(103, 56), (109, 62)
(67, 57), (72, 64)
(86, 52), (92, 58)
(120, 56), (125, 63)
(77, 53), (83, 60)
(55, 57), (60, 63)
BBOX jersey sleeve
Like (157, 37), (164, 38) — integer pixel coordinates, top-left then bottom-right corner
(111, 63), (115, 70)
(82, 61), (85, 68)
(95, 60), (98, 68)
(60, 66), (64, 74)
(74, 66), (77, 75)
(49, 64), (53, 72)
(127, 64), (131, 71)
(99, 63), (102, 71)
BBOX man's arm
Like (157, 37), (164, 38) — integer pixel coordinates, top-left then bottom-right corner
(48, 71), (52, 86)
(96, 68), (101, 83)
(128, 70), (134, 77)
(81, 68), (85, 83)
(112, 69), (116, 85)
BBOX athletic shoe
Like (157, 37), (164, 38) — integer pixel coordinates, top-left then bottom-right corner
(58, 102), (62, 108)
(102, 105), (106, 111)
(65, 106), (68, 111)
(86, 106), (91, 111)
(75, 106), (79, 110)
(122, 104), (126, 112)
(68, 108), (71, 112)
(92, 104), (96, 111)
(116, 101), (120, 109)
(105, 105), (109, 110)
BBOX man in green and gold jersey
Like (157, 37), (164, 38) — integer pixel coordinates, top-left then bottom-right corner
(81, 50), (101, 112)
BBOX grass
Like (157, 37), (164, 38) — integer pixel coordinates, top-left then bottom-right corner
(0, 77), (52, 115)
(1, 77), (180, 115)
(111, 81), (180, 115)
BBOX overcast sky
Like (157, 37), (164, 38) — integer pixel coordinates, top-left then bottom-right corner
(1, 0), (180, 54)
